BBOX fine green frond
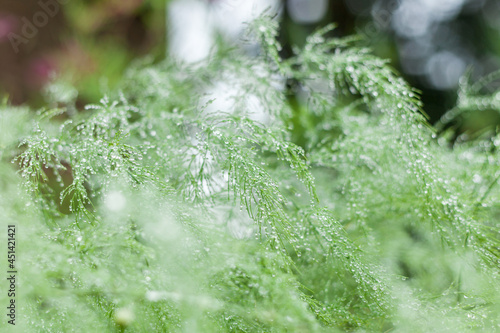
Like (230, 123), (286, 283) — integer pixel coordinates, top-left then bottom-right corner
(438, 69), (500, 139)
(1, 14), (500, 333)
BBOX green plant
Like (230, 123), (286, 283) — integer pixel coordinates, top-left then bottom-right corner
(0, 15), (499, 332)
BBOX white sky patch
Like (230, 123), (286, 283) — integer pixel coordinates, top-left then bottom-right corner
(211, 0), (281, 39)
(168, 0), (214, 63)
(168, 0), (281, 63)
(392, 0), (466, 38)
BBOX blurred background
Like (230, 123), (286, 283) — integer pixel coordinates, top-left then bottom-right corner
(1, 0), (500, 128)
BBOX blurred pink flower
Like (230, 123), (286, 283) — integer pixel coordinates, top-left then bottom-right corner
(26, 57), (56, 87)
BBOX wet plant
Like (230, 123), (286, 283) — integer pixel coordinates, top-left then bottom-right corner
(0, 15), (499, 332)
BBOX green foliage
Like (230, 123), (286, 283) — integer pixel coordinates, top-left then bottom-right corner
(1, 16), (500, 332)
(437, 68), (500, 141)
